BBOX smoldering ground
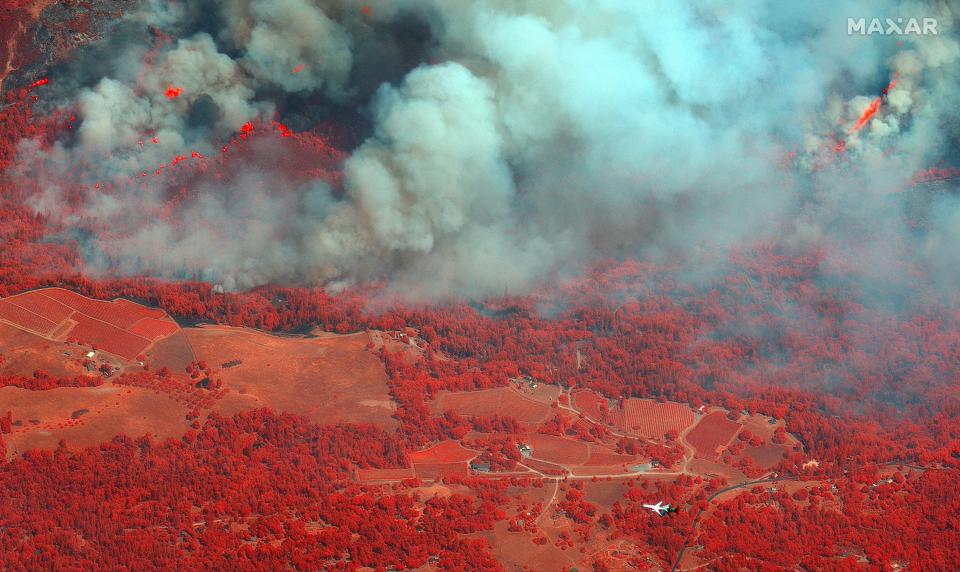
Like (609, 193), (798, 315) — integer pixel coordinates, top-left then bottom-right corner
(9, 0), (960, 301)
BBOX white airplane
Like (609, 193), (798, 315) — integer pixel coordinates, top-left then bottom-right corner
(643, 501), (676, 516)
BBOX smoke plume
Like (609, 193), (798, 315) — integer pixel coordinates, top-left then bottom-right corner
(10, 0), (960, 298)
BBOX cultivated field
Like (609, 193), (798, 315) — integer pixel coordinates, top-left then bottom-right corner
(609, 398), (695, 440)
(0, 288), (180, 360)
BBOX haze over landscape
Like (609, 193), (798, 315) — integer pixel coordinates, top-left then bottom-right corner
(0, 1), (958, 570)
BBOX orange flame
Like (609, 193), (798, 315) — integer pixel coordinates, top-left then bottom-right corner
(848, 72), (899, 134)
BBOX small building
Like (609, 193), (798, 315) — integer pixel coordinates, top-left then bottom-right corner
(470, 462), (492, 473)
(84, 351), (96, 359)
(518, 444), (532, 457)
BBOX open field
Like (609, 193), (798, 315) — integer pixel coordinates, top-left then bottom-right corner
(688, 458), (747, 483)
(567, 443), (645, 476)
(513, 381), (563, 404)
(744, 443), (788, 469)
(357, 467), (416, 484)
(413, 462), (469, 480)
(144, 330), (196, 372)
(572, 390), (609, 420)
(527, 433), (591, 465)
(481, 520), (577, 571)
(722, 413), (795, 470)
(429, 386), (553, 426)
(582, 447), (641, 468)
(686, 411), (742, 460)
(1, 384), (189, 458)
(186, 326), (397, 429)
(409, 440), (477, 464)
(0, 287), (807, 569)
(581, 479), (631, 510)
(522, 457), (569, 475)
(0, 322), (93, 378)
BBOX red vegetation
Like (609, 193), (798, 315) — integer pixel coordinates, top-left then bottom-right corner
(0, 410), (510, 570)
(698, 468), (960, 569)
(0, 84), (958, 568)
(0, 370), (101, 391)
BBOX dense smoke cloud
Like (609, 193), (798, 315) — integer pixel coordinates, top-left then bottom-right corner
(12, 0), (960, 298)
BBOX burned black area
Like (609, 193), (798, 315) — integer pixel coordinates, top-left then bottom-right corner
(13, 1), (132, 100)
(186, 93), (222, 129)
(347, 8), (440, 100)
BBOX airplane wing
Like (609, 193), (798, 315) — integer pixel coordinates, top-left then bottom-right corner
(643, 502), (669, 516)
(644, 501), (680, 516)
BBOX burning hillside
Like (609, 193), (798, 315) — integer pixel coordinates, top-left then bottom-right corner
(0, 0), (955, 299)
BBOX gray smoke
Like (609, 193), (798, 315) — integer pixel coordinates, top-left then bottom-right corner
(11, 0), (960, 299)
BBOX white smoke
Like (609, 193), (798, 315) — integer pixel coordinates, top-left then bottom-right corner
(11, 0), (960, 298)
